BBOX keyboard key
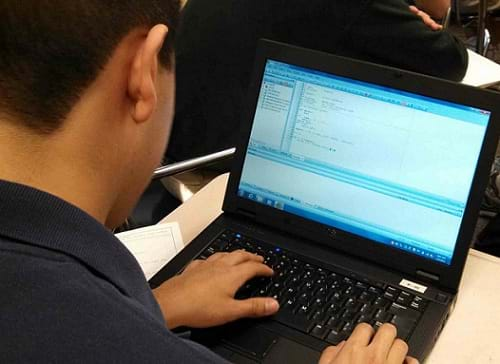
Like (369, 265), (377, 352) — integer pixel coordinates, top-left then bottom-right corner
(373, 320), (384, 332)
(330, 291), (345, 303)
(383, 291), (397, 301)
(274, 308), (314, 333)
(282, 298), (297, 310)
(358, 291), (375, 303)
(235, 282), (254, 299)
(388, 303), (420, 339)
(410, 297), (426, 312)
(311, 310), (327, 324)
(270, 282), (283, 292)
(385, 286), (400, 300)
(315, 286), (329, 298)
(325, 329), (345, 345)
(296, 304), (312, 316)
(400, 291), (413, 299)
(368, 286), (383, 295)
(327, 273), (343, 285)
(286, 275), (301, 287)
(373, 308), (391, 322)
(304, 263), (314, 271)
(283, 287), (297, 298)
(355, 281), (369, 290)
(341, 321), (354, 335)
(388, 303), (420, 322)
(302, 279), (315, 291)
(359, 303), (372, 314)
(211, 238), (227, 250)
(297, 292), (312, 304)
(341, 309), (358, 322)
(356, 314), (372, 324)
(390, 317), (414, 339)
(397, 291), (413, 305)
(326, 302), (341, 315)
(344, 298), (357, 308)
(387, 286), (399, 294)
(373, 297), (390, 308)
(343, 277), (354, 285)
(311, 297), (326, 308)
(311, 324), (329, 340)
(326, 315), (342, 329)
(256, 287), (268, 296)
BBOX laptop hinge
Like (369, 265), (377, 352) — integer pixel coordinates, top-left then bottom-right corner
(235, 208), (256, 220)
(416, 270), (440, 283)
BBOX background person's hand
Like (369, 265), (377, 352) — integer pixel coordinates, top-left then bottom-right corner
(409, 5), (443, 31)
(153, 250), (279, 329)
(318, 323), (419, 364)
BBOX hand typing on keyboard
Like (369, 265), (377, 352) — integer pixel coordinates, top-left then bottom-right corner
(152, 250), (280, 329)
(319, 323), (419, 364)
(190, 230), (421, 363)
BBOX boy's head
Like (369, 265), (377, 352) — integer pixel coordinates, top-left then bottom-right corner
(0, 1), (181, 227)
(0, 0), (180, 132)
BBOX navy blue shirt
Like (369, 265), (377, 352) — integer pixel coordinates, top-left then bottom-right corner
(0, 180), (227, 363)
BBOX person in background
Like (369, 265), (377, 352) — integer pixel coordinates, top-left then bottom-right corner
(0, 1), (417, 363)
(168, 0), (468, 163)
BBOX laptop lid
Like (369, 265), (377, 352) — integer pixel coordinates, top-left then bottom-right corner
(223, 40), (500, 292)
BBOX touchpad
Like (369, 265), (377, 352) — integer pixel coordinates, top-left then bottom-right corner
(222, 326), (278, 359)
(263, 338), (321, 364)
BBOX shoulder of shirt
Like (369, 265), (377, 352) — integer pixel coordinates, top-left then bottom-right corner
(0, 238), (224, 363)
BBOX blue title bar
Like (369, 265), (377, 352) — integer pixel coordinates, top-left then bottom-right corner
(265, 60), (491, 126)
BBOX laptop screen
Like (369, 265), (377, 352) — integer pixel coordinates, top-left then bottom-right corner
(237, 59), (492, 265)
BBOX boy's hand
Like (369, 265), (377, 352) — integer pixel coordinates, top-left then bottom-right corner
(153, 250), (279, 329)
(319, 323), (419, 364)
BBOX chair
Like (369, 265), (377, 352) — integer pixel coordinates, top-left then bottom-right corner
(453, 0), (499, 55)
(442, 5), (453, 28)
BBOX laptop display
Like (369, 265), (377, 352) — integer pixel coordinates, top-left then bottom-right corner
(237, 59), (492, 266)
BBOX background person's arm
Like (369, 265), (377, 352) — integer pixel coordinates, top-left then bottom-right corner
(343, 0), (467, 81)
(414, 0), (451, 19)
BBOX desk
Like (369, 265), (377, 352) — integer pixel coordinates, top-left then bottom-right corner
(161, 174), (500, 363)
(462, 49), (500, 88)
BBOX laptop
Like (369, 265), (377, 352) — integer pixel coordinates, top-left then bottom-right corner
(150, 40), (500, 363)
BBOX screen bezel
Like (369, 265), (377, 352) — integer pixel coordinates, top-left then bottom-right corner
(223, 39), (500, 291)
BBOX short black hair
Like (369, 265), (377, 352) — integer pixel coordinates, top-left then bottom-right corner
(0, 0), (181, 133)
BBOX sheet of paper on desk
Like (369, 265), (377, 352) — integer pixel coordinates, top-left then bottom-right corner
(116, 223), (184, 280)
(462, 49), (500, 88)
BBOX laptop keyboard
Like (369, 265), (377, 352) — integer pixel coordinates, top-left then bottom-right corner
(196, 229), (428, 344)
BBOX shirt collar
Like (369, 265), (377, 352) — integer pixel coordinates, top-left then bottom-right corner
(0, 179), (152, 302)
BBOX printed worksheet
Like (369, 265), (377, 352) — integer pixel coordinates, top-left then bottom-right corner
(116, 223), (184, 280)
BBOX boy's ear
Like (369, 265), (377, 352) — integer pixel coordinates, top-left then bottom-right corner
(128, 24), (169, 123)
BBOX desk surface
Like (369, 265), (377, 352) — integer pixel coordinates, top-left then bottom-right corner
(161, 174), (500, 363)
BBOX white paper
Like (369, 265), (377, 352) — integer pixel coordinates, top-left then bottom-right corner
(462, 49), (500, 88)
(116, 223), (184, 280)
